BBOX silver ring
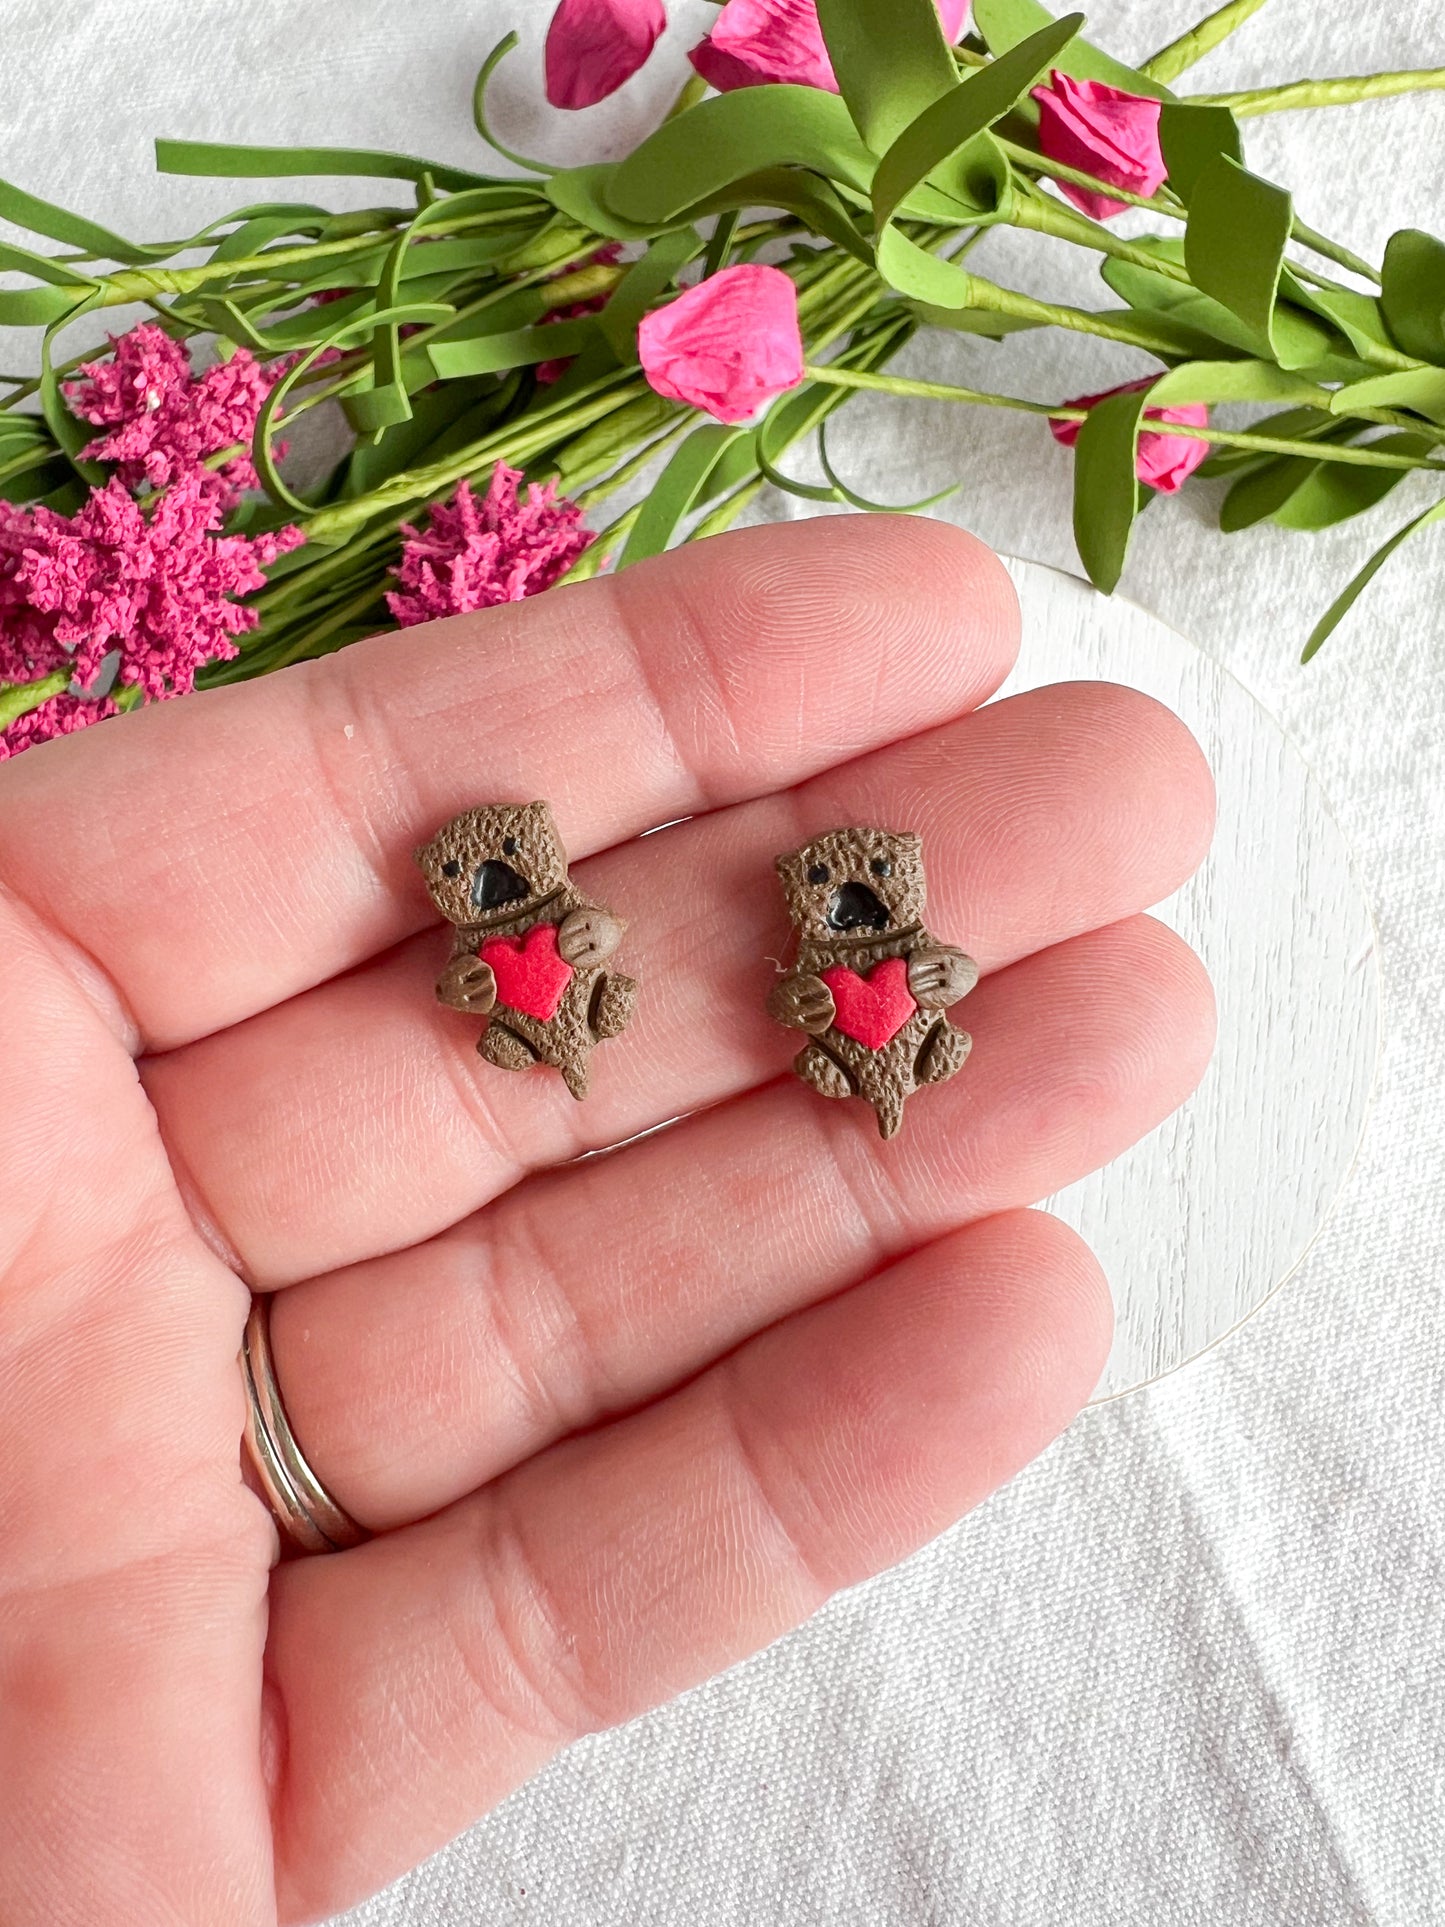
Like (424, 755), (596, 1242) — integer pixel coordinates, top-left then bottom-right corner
(240, 1295), (368, 1555)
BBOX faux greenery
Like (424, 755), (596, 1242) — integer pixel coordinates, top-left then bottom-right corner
(3, 0), (1445, 746)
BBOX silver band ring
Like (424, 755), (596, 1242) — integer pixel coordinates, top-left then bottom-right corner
(240, 1295), (368, 1555)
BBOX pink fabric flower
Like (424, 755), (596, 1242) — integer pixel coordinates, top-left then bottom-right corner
(0, 474), (303, 724)
(544, 0), (666, 109)
(386, 465), (594, 627)
(691, 0), (968, 92)
(637, 263), (804, 423)
(1031, 71), (1166, 219)
(65, 323), (291, 503)
(1049, 379), (1210, 493)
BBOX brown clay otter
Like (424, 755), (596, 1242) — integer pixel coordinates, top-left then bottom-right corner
(415, 801), (637, 1100)
(768, 826), (976, 1139)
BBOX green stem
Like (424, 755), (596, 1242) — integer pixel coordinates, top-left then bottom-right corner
(998, 138), (1183, 219)
(1191, 69), (1445, 114)
(1010, 187), (1191, 280)
(0, 668), (69, 730)
(689, 476), (766, 541)
(801, 363), (1445, 470)
(1141, 0), (1272, 84)
(944, 274), (1213, 357)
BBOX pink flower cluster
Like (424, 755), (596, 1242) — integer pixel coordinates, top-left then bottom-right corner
(65, 322), (289, 504)
(0, 474), (303, 756)
(0, 324), (305, 758)
(386, 463), (595, 627)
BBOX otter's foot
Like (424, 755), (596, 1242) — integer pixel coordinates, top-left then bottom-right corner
(794, 1042), (852, 1102)
(559, 1053), (591, 1102)
(589, 970), (638, 1042)
(478, 1023), (537, 1073)
(915, 1020), (971, 1088)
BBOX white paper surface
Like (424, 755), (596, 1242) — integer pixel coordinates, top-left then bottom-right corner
(3, 2), (1441, 1920)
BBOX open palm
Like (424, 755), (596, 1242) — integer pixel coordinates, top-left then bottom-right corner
(0, 517), (1214, 1925)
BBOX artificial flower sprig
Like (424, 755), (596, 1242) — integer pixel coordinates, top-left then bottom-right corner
(2, 0), (1445, 756)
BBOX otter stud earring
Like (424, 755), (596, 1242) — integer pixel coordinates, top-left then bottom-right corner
(415, 801), (638, 1100)
(767, 826), (977, 1140)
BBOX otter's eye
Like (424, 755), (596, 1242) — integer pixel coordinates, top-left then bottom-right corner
(503, 835), (518, 856)
(871, 856), (892, 878)
(807, 863), (830, 886)
(441, 859), (461, 878)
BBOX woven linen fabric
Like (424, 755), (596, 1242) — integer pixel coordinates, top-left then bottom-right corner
(3, 3), (1441, 1921)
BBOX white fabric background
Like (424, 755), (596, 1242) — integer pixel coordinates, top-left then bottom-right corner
(4, 2), (1443, 1920)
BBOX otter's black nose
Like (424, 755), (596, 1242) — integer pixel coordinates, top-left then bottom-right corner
(826, 881), (891, 932)
(471, 860), (531, 911)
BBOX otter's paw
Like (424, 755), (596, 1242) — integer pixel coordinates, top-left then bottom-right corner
(438, 954), (497, 1014)
(915, 1020), (971, 1087)
(589, 970), (638, 1041)
(478, 1023), (536, 1072)
(769, 972), (836, 1035)
(795, 1042), (852, 1101)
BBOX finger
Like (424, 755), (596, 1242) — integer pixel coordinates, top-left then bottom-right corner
(264, 1208), (1111, 1922)
(145, 681), (1214, 1286)
(0, 517), (1017, 1052)
(270, 915), (1212, 1528)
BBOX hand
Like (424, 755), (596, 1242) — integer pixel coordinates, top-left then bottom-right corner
(0, 517), (1214, 1924)
(908, 944), (980, 1010)
(557, 904), (624, 969)
(437, 951), (497, 1012)
(767, 970), (837, 1033)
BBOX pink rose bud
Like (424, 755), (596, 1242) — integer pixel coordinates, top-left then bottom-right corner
(691, 0), (969, 93)
(1049, 380), (1210, 493)
(544, 0), (666, 110)
(1031, 70), (1166, 220)
(638, 263), (805, 423)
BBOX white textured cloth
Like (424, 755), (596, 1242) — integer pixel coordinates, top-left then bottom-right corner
(4, 3), (1443, 1921)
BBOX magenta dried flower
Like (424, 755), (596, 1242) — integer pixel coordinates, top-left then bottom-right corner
(0, 474), (304, 755)
(65, 323), (291, 504)
(385, 464), (594, 627)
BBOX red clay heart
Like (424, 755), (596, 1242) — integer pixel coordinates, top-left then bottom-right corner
(820, 957), (917, 1051)
(479, 922), (573, 1022)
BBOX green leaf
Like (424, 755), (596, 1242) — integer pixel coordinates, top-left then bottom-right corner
(0, 175), (184, 265)
(39, 289), (107, 488)
(426, 318), (598, 380)
(973, 0), (1172, 98)
(911, 301), (1049, 338)
(872, 15), (1080, 230)
(1071, 384), (1150, 592)
(1302, 496), (1445, 659)
(545, 165), (668, 242)
(1278, 274), (1396, 363)
(472, 34), (556, 176)
(1195, 404), (1336, 475)
(607, 88), (876, 224)
(817, 417), (961, 510)
(1184, 154), (1294, 357)
(1271, 433), (1428, 529)
(869, 13), (1081, 307)
(597, 227), (702, 360)
(815, 0), (960, 153)
(1328, 367), (1445, 423)
(618, 424), (750, 567)
(1220, 454), (1322, 530)
(156, 138), (497, 194)
(1157, 101), (1241, 202)
(688, 169), (877, 264)
(1101, 253), (1333, 364)
(1380, 229), (1445, 363)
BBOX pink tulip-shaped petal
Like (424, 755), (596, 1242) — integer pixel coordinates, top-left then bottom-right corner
(691, 0), (969, 91)
(1032, 70), (1166, 219)
(638, 264), (805, 423)
(1049, 380), (1210, 493)
(544, 0), (666, 110)
(937, 0), (970, 42)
